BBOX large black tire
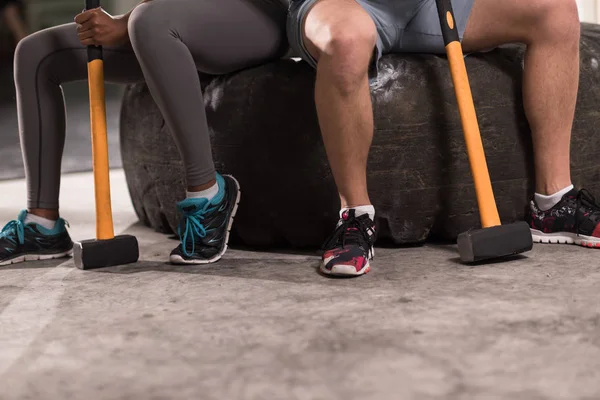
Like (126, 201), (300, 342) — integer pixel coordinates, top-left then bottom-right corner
(120, 23), (600, 248)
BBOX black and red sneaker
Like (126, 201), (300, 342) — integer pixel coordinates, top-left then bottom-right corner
(527, 188), (600, 248)
(321, 209), (377, 276)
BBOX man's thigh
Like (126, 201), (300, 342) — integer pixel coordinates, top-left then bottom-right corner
(460, 0), (570, 52)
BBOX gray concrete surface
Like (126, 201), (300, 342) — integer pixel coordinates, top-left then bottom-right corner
(1, 172), (600, 400)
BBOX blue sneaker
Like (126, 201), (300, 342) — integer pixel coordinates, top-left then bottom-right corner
(170, 174), (241, 264)
(0, 210), (73, 266)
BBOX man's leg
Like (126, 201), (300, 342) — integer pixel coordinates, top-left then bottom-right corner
(303, 0), (377, 209)
(460, 0), (600, 246)
(297, 0), (378, 276)
(461, 0), (579, 197)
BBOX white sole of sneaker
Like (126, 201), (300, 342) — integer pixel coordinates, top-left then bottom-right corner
(319, 248), (375, 277)
(531, 229), (600, 248)
(169, 175), (241, 265)
(0, 249), (73, 266)
(320, 260), (371, 276)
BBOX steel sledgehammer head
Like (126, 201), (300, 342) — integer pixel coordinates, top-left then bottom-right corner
(73, 235), (139, 270)
(457, 221), (533, 263)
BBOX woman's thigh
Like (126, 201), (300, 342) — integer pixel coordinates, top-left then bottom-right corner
(132, 0), (289, 74)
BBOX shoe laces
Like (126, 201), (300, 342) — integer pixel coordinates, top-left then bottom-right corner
(0, 213), (68, 246)
(0, 219), (27, 245)
(323, 214), (373, 252)
(576, 188), (600, 236)
(178, 203), (218, 257)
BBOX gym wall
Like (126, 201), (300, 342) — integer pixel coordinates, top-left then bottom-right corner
(577, 0), (600, 22)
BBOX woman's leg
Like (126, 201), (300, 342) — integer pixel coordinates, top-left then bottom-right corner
(14, 23), (144, 218)
(0, 23), (144, 265)
(126, 0), (288, 264)
(127, 0), (288, 190)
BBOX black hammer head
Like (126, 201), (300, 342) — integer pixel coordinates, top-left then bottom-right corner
(73, 235), (139, 270)
(457, 221), (533, 263)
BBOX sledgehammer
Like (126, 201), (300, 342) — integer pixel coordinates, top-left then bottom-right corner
(435, 0), (533, 263)
(73, 0), (139, 269)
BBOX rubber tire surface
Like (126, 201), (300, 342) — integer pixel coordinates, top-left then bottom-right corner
(120, 23), (600, 248)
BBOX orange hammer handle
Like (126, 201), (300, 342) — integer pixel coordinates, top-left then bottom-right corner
(86, 0), (115, 241)
(435, 0), (501, 229)
(88, 59), (115, 240)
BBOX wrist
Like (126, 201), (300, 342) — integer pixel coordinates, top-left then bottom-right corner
(114, 14), (130, 43)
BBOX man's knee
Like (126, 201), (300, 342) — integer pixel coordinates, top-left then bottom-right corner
(303, 14), (377, 91)
(307, 23), (376, 59)
(527, 0), (579, 45)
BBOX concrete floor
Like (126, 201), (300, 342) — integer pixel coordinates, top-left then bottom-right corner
(1, 172), (600, 400)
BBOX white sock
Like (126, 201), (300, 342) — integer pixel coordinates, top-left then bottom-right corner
(24, 213), (56, 230)
(340, 205), (375, 221)
(187, 181), (219, 201)
(535, 184), (574, 211)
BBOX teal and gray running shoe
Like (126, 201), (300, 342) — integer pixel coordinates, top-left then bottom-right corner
(170, 174), (241, 264)
(0, 210), (73, 266)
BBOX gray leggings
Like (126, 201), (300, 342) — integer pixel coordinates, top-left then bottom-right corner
(14, 0), (288, 209)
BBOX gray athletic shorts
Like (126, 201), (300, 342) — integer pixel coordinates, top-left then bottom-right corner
(287, 0), (475, 79)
